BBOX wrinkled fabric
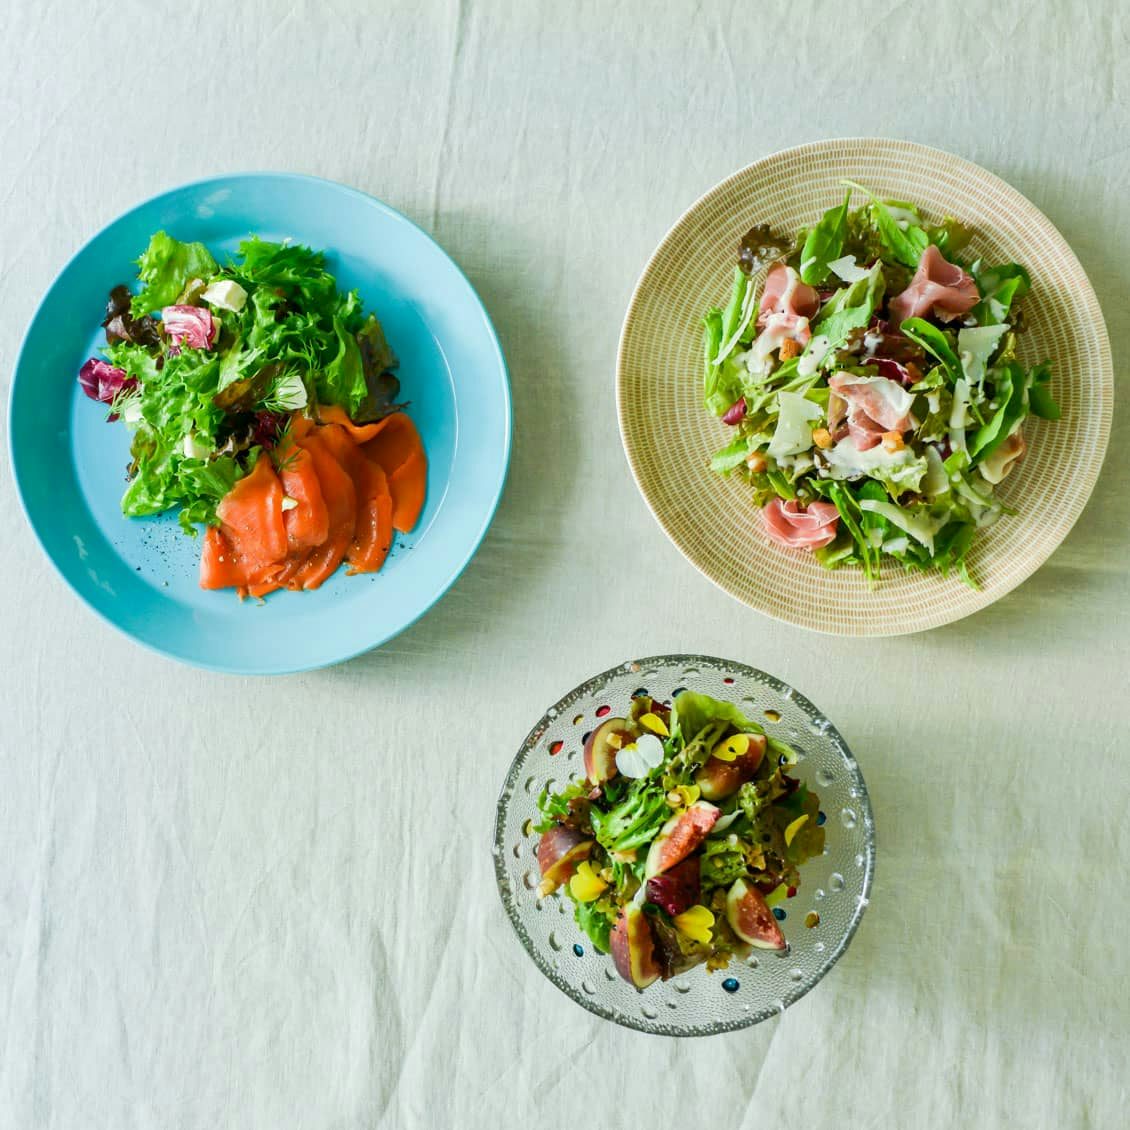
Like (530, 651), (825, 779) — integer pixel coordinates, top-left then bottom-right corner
(0, 3), (1128, 1130)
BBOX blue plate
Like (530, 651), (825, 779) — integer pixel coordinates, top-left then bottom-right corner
(9, 174), (511, 674)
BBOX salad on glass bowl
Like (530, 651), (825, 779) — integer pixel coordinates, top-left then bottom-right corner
(494, 656), (874, 1035)
(702, 181), (1060, 586)
(534, 689), (823, 988)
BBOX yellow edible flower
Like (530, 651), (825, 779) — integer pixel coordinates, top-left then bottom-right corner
(665, 784), (701, 809)
(784, 814), (809, 847)
(673, 904), (715, 945)
(711, 732), (751, 763)
(639, 712), (670, 737)
(568, 860), (608, 902)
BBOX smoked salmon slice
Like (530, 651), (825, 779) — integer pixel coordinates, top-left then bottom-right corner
(315, 403), (392, 444)
(285, 431), (357, 591)
(318, 424), (395, 575)
(361, 412), (427, 533)
(277, 443), (330, 550)
(200, 408), (424, 597)
(200, 452), (287, 589)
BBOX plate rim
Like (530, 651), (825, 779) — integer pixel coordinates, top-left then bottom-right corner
(492, 653), (876, 1036)
(8, 171), (512, 674)
(616, 137), (1114, 636)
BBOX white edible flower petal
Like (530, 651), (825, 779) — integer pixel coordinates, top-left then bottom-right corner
(633, 733), (665, 770)
(615, 745), (648, 779)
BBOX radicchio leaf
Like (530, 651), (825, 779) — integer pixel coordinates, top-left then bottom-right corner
(78, 358), (137, 420)
(161, 305), (217, 350)
(102, 284), (160, 347)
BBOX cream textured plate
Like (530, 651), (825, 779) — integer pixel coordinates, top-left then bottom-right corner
(617, 138), (1112, 635)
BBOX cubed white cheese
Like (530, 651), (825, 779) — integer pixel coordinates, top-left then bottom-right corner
(182, 433), (211, 460)
(201, 279), (248, 312)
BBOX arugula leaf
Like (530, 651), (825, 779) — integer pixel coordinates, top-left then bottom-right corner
(899, 318), (963, 384)
(814, 479), (878, 582)
(132, 231), (219, 316)
(1027, 361), (1060, 420)
(841, 180), (928, 268)
(969, 361), (1026, 460)
(813, 262), (885, 347)
(927, 216), (974, 258)
(971, 263), (1031, 325)
(799, 191), (850, 285)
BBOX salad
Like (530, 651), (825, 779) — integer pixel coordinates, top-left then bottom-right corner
(533, 690), (823, 988)
(77, 232), (426, 596)
(702, 182), (1060, 586)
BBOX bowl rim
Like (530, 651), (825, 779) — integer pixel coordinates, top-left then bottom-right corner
(493, 653), (876, 1035)
(616, 137), (1114, 636)
(8, 171), (512, 674)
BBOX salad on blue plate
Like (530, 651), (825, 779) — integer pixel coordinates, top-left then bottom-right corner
(702, 182), (1060, 586)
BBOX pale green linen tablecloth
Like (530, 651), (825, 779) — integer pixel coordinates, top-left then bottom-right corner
(1, 2), (1127, 1126)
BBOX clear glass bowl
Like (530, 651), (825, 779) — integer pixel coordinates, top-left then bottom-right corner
(493, 655), (875, 1035)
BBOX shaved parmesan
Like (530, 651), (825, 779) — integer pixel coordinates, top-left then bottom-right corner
(827, 255), (870, 283)
(767, 391), (822, 458)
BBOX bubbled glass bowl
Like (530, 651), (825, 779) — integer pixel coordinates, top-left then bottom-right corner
(493, 655), (875, 1035)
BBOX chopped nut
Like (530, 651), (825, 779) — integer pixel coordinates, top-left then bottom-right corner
(882, 431), (905, 452)
(812, 427), (833, 449)
(746, 451), (768, 473)
(779, 338), (800, 360)
(905, 361), (923, 384)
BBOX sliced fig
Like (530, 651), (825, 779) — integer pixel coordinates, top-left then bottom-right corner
(644, 800), (720, 879)
(726, 877), (786, 950)
(609, 904), (662, 989)
(645, 854), (701, 917)
(694, 732), (767, 801)
(536, 825), (593, 896)
(583, 717), (634, 784)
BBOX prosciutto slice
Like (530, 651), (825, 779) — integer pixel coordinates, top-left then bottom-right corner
(889, 244), (979, 324)
(761, 498), (839, 550)
(979, 429), (1026, 484)
(829, 373), (915, 452)
(758, 264), (820, 326)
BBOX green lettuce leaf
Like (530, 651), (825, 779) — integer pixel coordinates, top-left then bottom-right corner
(132, 231), (219, 316)
(671, 691), (763, 745)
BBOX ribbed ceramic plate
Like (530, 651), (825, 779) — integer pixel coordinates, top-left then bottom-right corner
(617, 139), (1112, 635)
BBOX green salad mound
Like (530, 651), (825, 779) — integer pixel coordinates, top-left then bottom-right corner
(533, 691), (823, 988)
(702, 182), (1060, 586)
(82, 231), (400, 533)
